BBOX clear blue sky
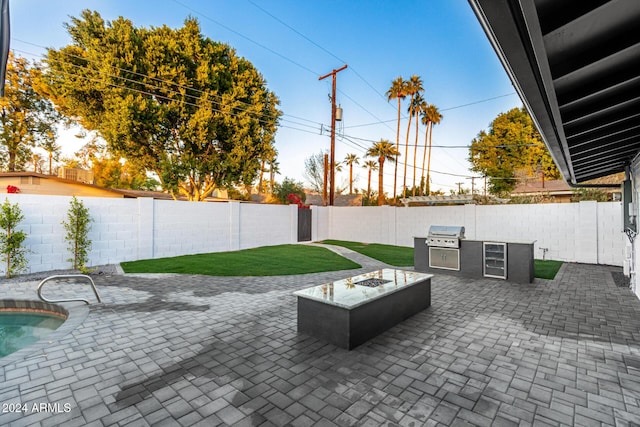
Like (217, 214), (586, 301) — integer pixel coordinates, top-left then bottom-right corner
(10, 0), (520, 195)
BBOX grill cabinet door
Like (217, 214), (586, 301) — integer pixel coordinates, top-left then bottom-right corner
(429, 247), (460, 270)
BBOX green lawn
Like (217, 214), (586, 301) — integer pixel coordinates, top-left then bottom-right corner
(534, 259), (563, 280)
(120, 244), (361, 276)
(319, 240), (414, 266)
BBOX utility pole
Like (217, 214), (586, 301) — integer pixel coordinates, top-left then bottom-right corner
(455, 182), (463, 194)
(323, 154), (328, 206)
(319, 64), (347, 206)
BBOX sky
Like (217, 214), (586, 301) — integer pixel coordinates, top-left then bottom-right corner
(9, 0), (521, 195)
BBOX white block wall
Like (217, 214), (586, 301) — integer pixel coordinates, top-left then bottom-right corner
(1, 194), (297, 274)
(0, 194), (624, 275)
(316, 201), (624, 266)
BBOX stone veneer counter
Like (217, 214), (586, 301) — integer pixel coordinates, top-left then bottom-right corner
(294, 269), (433, 349)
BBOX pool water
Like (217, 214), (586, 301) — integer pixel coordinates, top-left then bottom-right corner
(0, 312), (66, 358)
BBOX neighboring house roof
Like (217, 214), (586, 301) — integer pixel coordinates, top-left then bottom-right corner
(511, 179), (573, 197)
(304, 192), (363, 207)
(0, 172), (229, 201)
(511, 173), (624, 197)
(468, 0), (640, 184)
(400, 194), (508, 206)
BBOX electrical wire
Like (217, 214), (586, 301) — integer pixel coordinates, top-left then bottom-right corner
(343, 92), (518, 129)
(245, 0), (399, 113)
(10, 41), (525, 188)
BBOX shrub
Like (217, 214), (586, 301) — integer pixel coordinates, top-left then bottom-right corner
(0, 198), (28, 278)
(62, 196), (93, 272)
(273, 177), (306, 204)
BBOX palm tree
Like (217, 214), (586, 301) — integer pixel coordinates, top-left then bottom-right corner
(366, 139), (400, 206)
(32, 153), (43, 173)
(39, 131), (60, 175)
(420, 104), (443, 196)
(402, 75), (423, 198)
(363, 160), (378, 199)
(386, 77), (406, 200)
(412, 94), (426, 196)
(344, 153), (359, 195)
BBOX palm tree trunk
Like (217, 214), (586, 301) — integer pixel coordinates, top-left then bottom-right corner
(403, 104), (413, 198)
(426, 122), (434, 196)
(349, 164), (353, 194)
(420, 121), (430, 196)
(393, 97), (401, 200)
(367, 168), (372, 198)
(378, 158), (385, 206)
(412, 110), (419, 196)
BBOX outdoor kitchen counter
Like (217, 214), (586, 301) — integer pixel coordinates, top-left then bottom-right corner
(414, 237), (535, 283)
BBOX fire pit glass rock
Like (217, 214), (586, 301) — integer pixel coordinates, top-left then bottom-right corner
(355, 278), (392, 288)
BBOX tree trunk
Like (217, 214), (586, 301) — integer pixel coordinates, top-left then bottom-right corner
(378, 158), (385, 206)
(426, 122), (434, 196)
(258, 160), (265, 194)
(48, 152), (53, 175)
(420, 120), (430, 196)
(393, 97), (401, 200)
(403, 99), (414, 198)
(8, 151), (16, 172)
(367, 168), (372, 198)
(412, 110), (419, 196)
(349, 164), (353, 194)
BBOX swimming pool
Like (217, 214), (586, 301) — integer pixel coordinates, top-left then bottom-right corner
(0, 301), (68, 359)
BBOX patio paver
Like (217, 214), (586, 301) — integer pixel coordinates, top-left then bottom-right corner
(1, 246), (640, 426)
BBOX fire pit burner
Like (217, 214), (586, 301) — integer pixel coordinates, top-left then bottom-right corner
(355, 278), (392, 288)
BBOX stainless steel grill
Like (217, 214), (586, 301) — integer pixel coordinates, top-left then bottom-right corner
(426, 225), (465, 248)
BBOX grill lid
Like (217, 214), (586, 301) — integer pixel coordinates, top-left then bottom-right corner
(427, 225), (465, 238)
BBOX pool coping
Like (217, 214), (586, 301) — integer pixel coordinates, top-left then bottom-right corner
(0, 300), (89, 368)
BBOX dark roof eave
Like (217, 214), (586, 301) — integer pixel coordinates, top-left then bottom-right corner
(468, 0), (576, 184)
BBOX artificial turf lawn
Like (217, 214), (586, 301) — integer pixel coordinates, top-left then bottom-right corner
(534, 259), (563, 279)
(120, 244), (361, 276)
(320, 240), (414, 267)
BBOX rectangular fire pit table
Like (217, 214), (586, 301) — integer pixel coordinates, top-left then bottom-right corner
(293, 269), (433, 350)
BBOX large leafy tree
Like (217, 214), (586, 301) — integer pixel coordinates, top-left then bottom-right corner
(366, 139), (399, 206)
(469, 107), (560, 194)
(0, 53), (60, 172)
(41, 11), (281, 201)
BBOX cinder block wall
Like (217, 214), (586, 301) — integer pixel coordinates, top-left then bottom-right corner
(0, 194), (624, 274)
(317, 201), (624, 266)
(2, 195), (297, 274)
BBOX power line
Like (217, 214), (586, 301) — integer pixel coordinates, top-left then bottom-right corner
(245, 0), (397, 112)
(343, 92), (518, 129)
(170, 0), (319, 76)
